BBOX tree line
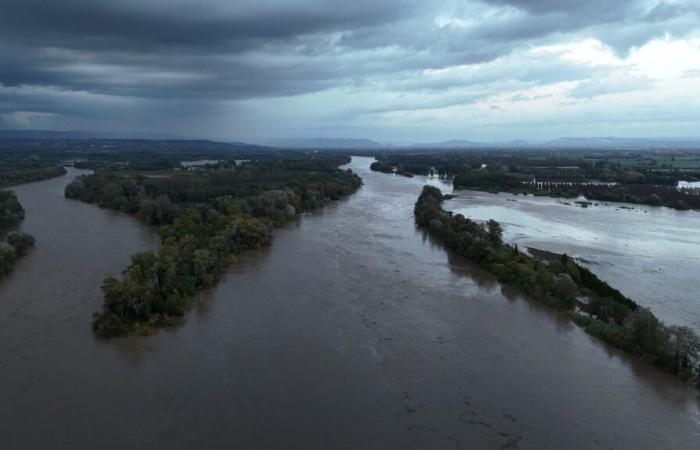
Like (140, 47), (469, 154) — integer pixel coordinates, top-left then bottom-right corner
(0, 190), (25, 228)
(369, 150), (700, 210)
(0, 162), (66, 187)
(0, 190), (35, 277)
(415, 185), (700, 385)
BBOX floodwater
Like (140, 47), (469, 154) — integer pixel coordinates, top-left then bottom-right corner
(1, 159), (699, 449)
(447, 189), (700, 332)
(678, 181), (700, 189)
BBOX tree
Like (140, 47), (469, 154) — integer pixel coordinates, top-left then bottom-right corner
(553, 273), (577, 302)
(5, 231), (35, 256)
(487, 219), (503, 247)
(0, 241), (16, 274)
(0, 190), (25, 228)
(140, 195), (178, 225)
(624, 307), (668, 359)
(668, 326), (700, 379)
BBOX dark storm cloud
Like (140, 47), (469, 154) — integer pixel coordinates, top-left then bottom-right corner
(0, 0), (414, 51)
(481, 0), (637, 16)
(473, 1), (698, 46)
(0, 0), (690, 96)
(0, 0), (698, 138)
(1, 0), (429, 100)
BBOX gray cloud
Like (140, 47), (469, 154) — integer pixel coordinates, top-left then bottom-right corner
(0, 0), (698, 139)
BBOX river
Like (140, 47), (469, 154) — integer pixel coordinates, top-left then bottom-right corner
(0, 159), (699, 449)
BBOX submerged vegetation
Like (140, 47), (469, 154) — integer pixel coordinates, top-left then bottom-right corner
(453, 171), (700, 210)
(372, 149), (700, 210)
(65, 156), (361, 337)
(0, 157), (60, 278)
(0, 231), (35, 277)
(0, 190), (25, 228)
(0, 190), (35, 277)
(415, 185), (700, 384)
(369, 161), (414, 177)
(526, 183), (700, 210)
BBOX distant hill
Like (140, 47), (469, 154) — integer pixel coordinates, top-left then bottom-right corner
(4, 130), (699, 150)
(542, 137), (700, 149)
(507, 139), (543, 147)
(410, 139), (490, 149)
(408, 137), (700, 150)
(264, 138), (384, 149)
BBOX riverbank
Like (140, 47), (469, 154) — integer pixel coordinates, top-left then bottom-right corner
(0, 190), (35, 277)
(0, 231), (35, 278)
(0, 164), (67, 188)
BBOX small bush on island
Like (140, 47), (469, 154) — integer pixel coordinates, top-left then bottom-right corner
(0, 190), (35, 277)
(0, 231), (35, 277)
(0, 190), (25, 228)
(415, 185), (700, 385)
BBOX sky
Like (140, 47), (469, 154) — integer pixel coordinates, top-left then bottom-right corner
(1, 0), (700, 143)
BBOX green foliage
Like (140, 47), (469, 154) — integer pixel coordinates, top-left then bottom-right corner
(0, 190), (25, 228)
(414, 184), (700, 384)
(139, 195), (179, 225)
(370, 161), (413, 177)
(0, 162), (66, 188)
(370, 161), (393, 174)
(68, 158), (362, 337)
(0, 231), (35, 277)
(6, 231), (35, 256)
(486, 219), (503, 247)
(453, 171), (525, 191)
(0, 190), (35, 277)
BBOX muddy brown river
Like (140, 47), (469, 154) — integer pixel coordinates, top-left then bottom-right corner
(1, 158), (699, 449)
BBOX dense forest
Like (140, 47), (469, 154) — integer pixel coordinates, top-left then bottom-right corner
(0, 138), (308, 172)
(0, 190), (35, 277)
(0, 190), (25, 228)
(415, 185), (700, 384)
(65, 156), (362, 336)
(0, 161), (66, 187)
(0, 157), (62, 277)
(369, 161), (413, 177)
(0, 231), (35, 277)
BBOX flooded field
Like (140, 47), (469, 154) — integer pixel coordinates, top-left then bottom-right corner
(447, 189), (700, 331)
